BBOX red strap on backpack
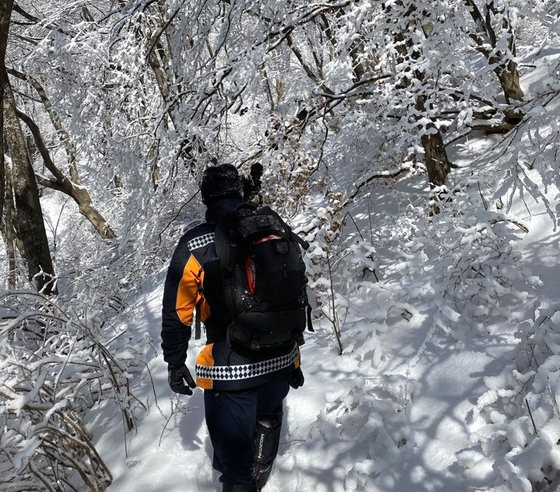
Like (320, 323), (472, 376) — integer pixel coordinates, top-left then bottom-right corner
(245, 256), (256, 294)
(246, 235), (282, 294)
(254, 234), (283, 245)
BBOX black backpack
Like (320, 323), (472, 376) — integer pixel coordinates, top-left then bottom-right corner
(213, 204), (312, 353)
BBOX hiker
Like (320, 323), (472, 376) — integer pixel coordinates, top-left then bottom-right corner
(161, 164), (309, 492)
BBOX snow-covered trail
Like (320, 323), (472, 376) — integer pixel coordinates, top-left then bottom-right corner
(89, 281), (343, 491)
(89, 182), (559, 492)
(89, 226), (557, 492)
(91, 64), (560, 489)
(90, 277), (510, 491)
(89, 182), (560, 492)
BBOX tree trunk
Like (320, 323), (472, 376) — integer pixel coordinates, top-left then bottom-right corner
(2, 164), (18, 289)
(73, 186), (116, 239)
(1, 0), (13, 288)
(349, 38), (365, 82)
(3, 76), (56, 294)
(35, 175), (117, 240)
(495, 60), (524, 103)
(0, 78), (4, 222)
(416, 95), (451, 187)
(463, 0), (524, 103)
(1, 0), (12, 229)
(1, 0), (55, 293)
(421, 132), (451, 187)
(393, 10), (452, 189)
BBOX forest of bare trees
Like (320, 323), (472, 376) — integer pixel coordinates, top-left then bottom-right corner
(1, 1), (560, 490)
(1, 1), (535, 292)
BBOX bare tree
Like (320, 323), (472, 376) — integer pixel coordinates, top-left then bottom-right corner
(463, 0), (524, 102)
(1, 0), (55, 294)
(15, 107), (116, 239)
(0, 0), (7, 223)
(391, 1), (452, 188)
(7, 68), (116, 239)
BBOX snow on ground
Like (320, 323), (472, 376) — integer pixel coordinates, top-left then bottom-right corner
(90, 179), (558, 491)
(89, 57), (560, 491)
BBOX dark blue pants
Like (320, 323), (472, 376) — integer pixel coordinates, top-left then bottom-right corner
(204, 379), (290, 487)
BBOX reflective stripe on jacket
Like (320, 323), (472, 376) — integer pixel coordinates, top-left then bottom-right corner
(196, 342), (300, 391)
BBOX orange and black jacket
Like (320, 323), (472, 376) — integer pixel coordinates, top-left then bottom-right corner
(161, 197), (301, 391)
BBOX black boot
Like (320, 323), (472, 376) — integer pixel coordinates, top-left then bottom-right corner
(251, 416), (282, 490)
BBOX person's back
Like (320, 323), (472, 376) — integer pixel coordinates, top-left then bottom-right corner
(161, 164), (305, 491)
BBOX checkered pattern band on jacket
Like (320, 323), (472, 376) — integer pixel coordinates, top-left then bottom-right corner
(196, 345), (299, 381)
(187, 233), (215, 251)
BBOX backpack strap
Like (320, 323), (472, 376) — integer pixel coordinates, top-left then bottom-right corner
(293, 232), (310, 251)
(306, 303), (315, 332)
(193, 265), (205, 340)
(213, 203), (255, 266)
(265, 208), (310, 251)
(194, 305), (202, 340)
(214, 223), (236, 273)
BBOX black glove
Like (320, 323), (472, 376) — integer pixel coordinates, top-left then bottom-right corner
(168, 365), (196, 395)
(289, 367), (304, 389)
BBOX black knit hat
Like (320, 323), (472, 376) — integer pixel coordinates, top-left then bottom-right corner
(200, 164), (244, 205)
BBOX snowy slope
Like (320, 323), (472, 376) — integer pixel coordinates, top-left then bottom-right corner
(92, 189), (558, 491)
(88, 57), (560, 492)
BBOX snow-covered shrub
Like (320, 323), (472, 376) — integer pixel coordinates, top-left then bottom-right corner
(290, 185), (348, 354)
(0, 290), (143, 490)
(464, 303), (560, 491)
(377, 186), (533, 342)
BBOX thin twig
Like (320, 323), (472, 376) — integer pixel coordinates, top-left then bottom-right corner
(525, 398), (538, 435)
(157, 190), (200, 244)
